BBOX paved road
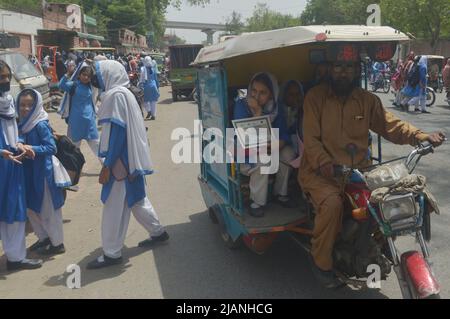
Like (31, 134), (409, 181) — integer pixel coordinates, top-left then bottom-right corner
(0, 86), (449, 299)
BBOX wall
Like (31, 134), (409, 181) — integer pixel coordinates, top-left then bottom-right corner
(0, 9), (43, 55)
(42, 3), (82, 31)
(400, 40), (450, 59)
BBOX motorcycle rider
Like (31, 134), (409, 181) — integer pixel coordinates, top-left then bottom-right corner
(299, 51), (446, 288)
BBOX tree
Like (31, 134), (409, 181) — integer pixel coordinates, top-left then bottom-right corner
(245, 3), (301, 32)
(301, 0), (379, 25)
(301, 0), (450, 53)
(225, 11), (245, 35)
(382, 0), (450, 53)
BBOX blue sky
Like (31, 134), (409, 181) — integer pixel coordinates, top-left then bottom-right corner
(165, 0), (308, 44)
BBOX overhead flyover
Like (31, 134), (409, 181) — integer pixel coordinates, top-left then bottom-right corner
(164, 20), (226, 45)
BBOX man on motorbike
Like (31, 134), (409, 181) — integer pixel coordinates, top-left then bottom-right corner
(299, 55), (446, 288)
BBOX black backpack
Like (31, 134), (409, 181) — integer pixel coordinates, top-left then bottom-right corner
(407, 63), (421, 87)
(54, 135), (86, 186)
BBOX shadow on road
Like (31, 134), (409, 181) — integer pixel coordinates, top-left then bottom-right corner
(42, 245), (153, 288)
(151, 210), (389, 299)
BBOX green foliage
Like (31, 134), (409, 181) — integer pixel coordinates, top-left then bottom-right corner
(302, 0), (450, 51)
(246, 3), (301, 32)
(224, 3), (302, 35)
(301, 0), (379, 25)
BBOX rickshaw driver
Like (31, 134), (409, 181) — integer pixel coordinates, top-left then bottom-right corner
(299, 57), (446, 288)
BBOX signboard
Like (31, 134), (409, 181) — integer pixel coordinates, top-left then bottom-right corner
(367, 4), (381, 26)
(67, 4), (82, 30)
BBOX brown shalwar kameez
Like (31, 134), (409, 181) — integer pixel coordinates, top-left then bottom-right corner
(298, 83), (429, 271)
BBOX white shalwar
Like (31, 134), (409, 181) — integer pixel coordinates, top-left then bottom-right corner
(27, 181), (64, 247)
(0, 222), (26, 262)
(240, 145), (296, 206)
(102, 180), (164, 258)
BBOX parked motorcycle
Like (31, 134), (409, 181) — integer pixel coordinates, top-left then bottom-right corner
(425, 87), (436, 107)
(292, 141), (444, 299)
(48, 82), (63, 112)
(371, 71), (390, 93)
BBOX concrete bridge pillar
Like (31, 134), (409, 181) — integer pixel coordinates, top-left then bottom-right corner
(202, 28), (216, 45)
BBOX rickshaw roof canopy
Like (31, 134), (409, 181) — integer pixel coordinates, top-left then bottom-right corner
(422, 55), (445, 59)
(193, 25), (410, 65)
(70, 47), (116, 52)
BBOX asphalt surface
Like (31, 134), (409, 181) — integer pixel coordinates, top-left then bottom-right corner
(0, 86), (449, 299)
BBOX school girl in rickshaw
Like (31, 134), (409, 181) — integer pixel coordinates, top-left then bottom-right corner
(278, 80), (305, 168)
(233, 72), (297, 217)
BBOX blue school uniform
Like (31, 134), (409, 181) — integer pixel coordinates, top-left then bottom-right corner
(100, 123), (146, 208)
(0, 121), (27, 223)
(21, 120), (65, 213)
(233, 98), (290, 143)
(59, 76), (99, 143)
(141, 66), (160, 103)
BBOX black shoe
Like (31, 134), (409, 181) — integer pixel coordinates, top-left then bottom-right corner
(138, 231), (169, 248)
(145, 112), (152, 119)
(7, 258), (43, 271)
(28, 238), (51, 252)
(249, 204), (265, 218)
(275, 195), (298, 209)
(308, 255), (344, 289)
(149, 115), (156, 121)
(86, 255), (123, 270)
(414, 108), (420, 112)
(36, 243), (66, 256)
(421, 110), (431, 114)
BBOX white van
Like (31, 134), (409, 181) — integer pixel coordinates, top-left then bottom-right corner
(0, 50), (50, 106)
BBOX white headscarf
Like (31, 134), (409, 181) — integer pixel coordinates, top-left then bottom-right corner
(0, 92), (18, 148)
(247, 72), (279, 122)
(96, 60), (153, 176)
(17, 89), (48, 134)
(58, 61), (90, 119)
(140, 56), (153, 82)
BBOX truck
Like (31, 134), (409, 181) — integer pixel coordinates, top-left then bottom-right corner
(168, 44), (203, 101)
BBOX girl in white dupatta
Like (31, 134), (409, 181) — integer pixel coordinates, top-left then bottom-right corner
(18, 89), (69, 256)
(86, 60), (168, 270)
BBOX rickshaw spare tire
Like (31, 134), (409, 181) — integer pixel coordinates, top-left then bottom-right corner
(211, 205), (242, 250)
(242, 233), (278, 255)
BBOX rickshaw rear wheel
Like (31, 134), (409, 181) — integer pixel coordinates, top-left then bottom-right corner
(211, 206), (242, 249)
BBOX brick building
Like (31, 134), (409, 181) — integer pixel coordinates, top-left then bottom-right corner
(110, 28), (150, 55)
(37, 2), (104, 52)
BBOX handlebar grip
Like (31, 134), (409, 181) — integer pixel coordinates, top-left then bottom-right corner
(417, 142), (434, 155)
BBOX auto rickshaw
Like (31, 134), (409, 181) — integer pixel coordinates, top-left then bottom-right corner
(424, 55), (445, 93)
(192, 25), (442, 298)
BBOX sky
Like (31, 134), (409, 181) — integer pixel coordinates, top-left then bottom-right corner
(165, 0), (308, 44)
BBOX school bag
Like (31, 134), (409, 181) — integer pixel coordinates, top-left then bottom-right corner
(407, 63), (420, 87)
(54, 135), (86, 186)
